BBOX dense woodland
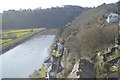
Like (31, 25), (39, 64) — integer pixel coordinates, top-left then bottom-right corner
(2, 5), (88, 30)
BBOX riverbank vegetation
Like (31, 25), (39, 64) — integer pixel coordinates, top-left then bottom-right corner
(30, 65), (46, 78)
(1, 28), (44, 46)
(1, 28), (45, 53)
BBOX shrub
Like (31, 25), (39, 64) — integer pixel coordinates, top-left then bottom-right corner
(79, 25), (117, 56)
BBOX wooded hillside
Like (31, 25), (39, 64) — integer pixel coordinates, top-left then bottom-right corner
(58, 3), (118, 57)
(2, 5), (88, 30)
(56, 2), (119, 78)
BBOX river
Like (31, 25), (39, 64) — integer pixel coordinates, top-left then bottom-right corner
(0, 35), (55, 79)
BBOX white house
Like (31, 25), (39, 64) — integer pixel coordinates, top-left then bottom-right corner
(57, 42), (64, 54)
(106, 13), (119, 23)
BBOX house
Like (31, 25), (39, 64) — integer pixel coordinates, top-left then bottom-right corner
(57, 42), (64, 54)
(106, 13), (119, 23)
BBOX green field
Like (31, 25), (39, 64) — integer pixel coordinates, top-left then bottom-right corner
(0, 28), (45, 47)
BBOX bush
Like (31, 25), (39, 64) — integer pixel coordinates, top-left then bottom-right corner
(104, 63), (111, 72)
(79, 25), (117, 56)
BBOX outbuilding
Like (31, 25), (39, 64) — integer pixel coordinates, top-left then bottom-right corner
(106, 13), (119, 23)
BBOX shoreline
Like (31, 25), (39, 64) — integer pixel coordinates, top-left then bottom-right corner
(1, 29), (57, 54)
(0, 35), (55, 78)
(29, 37), (65, 78)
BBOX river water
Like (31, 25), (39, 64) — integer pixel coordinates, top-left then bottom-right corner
(0, 35), (55, 78)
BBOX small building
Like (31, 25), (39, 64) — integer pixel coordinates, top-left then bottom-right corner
(57, 42), (64, 54)
(106, 13), (119, 23)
